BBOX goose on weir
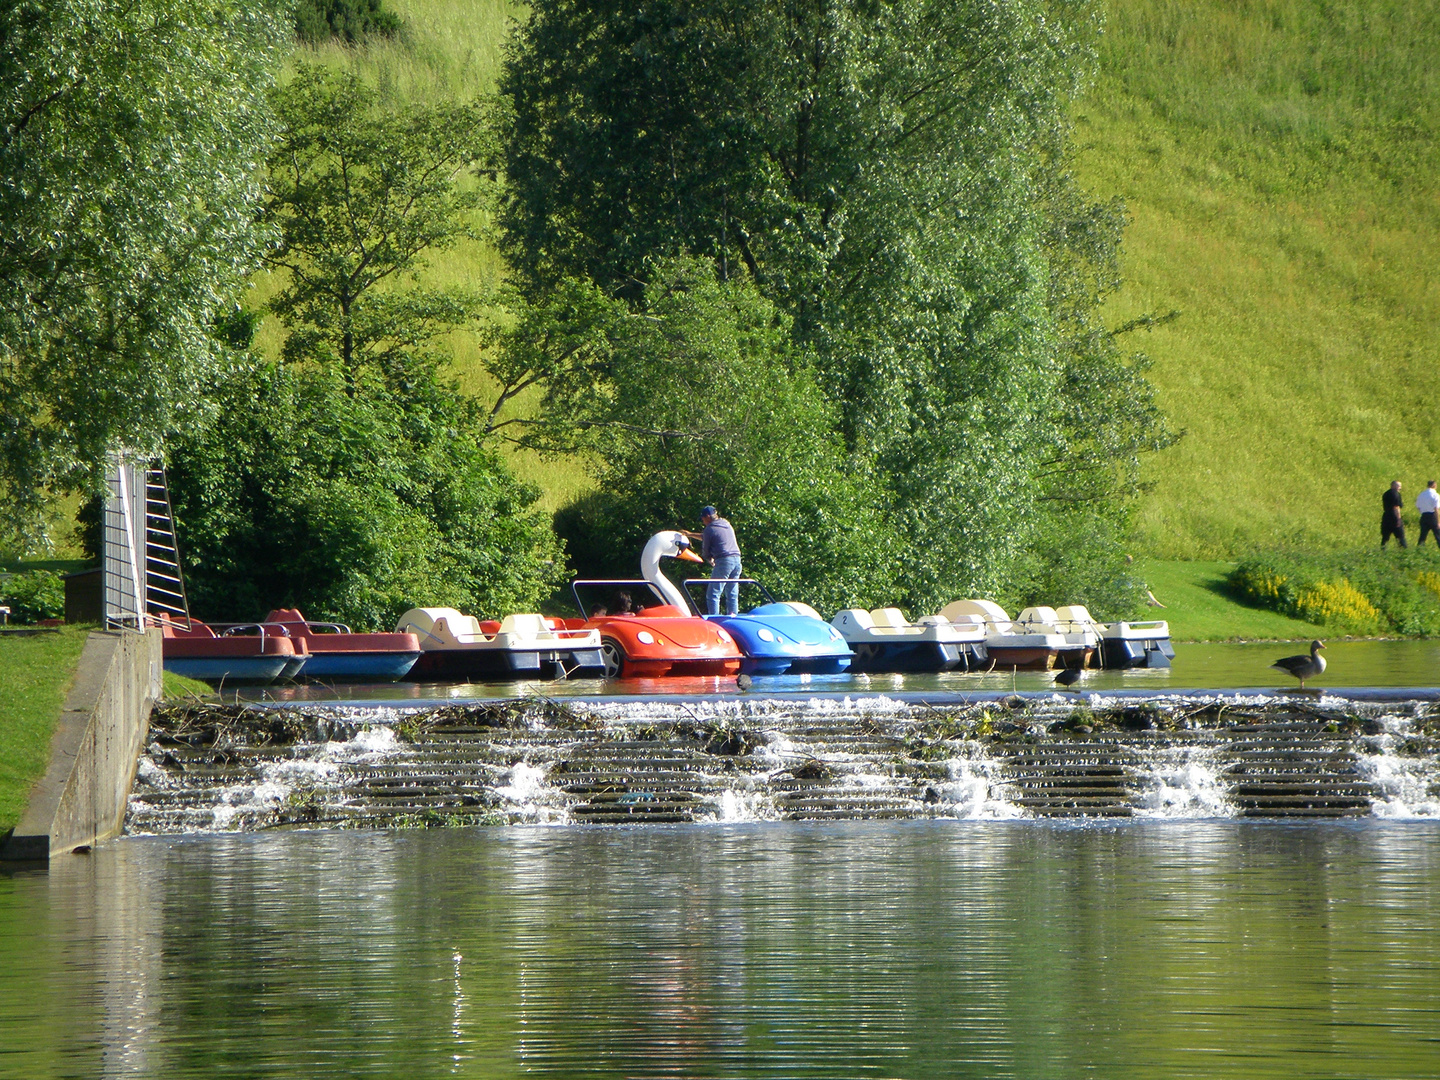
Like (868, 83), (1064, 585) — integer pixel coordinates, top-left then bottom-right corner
(1271, 640), (1326, 690)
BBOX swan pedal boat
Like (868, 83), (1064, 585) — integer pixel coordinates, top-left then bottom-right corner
(938, 600), (1065, 671)
(395, 607), (604, 680)
(254, 609), (421, 681)
(830, 607), (988, 673)
(1052, 605), (1174, 669)
(564, 579), (743, 678)
(159, 615), (306, 683)
(681, 579), (853, 676)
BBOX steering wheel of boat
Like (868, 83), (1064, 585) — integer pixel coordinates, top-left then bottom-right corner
(600, 638), (626, 679)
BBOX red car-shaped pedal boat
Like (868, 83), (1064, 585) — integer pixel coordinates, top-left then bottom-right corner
(565, 568), (743, 679)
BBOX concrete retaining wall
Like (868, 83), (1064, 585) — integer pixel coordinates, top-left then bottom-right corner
(2, 629), (161, 860)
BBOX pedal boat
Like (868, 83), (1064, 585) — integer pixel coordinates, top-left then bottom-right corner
(395, 607), (604, 680)
(830, 607), (987, 673)
(1015, 606), (1098, 669)
(938, 599), (1064, 670)
(159, 616), (306, 683)
(682, 581), (853, 676)
(1054, 605), (1175, 669)
(260, 609), (421, 681)
(565, 534), (744, 678)
(629, 532), (849, 676)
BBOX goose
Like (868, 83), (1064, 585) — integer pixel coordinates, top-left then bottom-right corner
(1272, 640), (1326, 689)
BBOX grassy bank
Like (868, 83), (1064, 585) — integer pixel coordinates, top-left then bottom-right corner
(0, 626), (90, 834)
(1138, 560), (1327, 642)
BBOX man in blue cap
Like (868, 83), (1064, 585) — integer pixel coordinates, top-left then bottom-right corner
(685, 505), (742, 616)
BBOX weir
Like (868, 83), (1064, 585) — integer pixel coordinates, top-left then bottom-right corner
(125, 696), (1440, 832)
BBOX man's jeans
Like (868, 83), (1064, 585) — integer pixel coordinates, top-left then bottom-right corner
(707, 555), (742, 616)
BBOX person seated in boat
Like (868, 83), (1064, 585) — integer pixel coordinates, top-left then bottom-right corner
(610, 590), (640, 615)
(590, 603), (608, 618)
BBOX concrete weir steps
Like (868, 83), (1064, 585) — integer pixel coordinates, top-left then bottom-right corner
(122, 698), (1440, 831)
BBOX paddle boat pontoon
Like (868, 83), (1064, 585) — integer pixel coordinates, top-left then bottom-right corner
(259, 609), (421, 681)
(159, 616), (306, 683)
(395, 607), (604, 680)
(938, 599), (1065, 670)
(1052, 605), (1175, 669)
(829, 607), (988, 673)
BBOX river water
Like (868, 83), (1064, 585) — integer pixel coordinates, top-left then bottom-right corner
(227, 639), (1440, 703)
(3, 821), (1439, 1079)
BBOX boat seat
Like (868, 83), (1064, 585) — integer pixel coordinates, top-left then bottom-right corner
(1054, 605), (1103, 633)
(500, 613), (549, 638)
(832, 608), (875, 631)
(869, 608), (910, 628)
(478, 620), (502, 635)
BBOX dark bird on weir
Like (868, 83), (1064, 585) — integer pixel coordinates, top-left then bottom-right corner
(1053, 666), (1084, 688)
(1272, 640), (1326, 690)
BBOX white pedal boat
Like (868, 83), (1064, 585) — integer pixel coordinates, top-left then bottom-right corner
(830, 607), (988, 672)
(1053, 605), (1175, 669)
(938, 599), (1064, 670)
(1015, 606), (1099, 669)
(395, 608), (605, 680)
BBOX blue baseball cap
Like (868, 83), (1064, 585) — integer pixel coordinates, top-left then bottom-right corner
(700, 505), (716, 518)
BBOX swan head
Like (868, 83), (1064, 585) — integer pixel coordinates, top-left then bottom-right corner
(645, 530), (703, 563)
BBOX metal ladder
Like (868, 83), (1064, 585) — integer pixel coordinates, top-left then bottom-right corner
(143, 465), (191, 629)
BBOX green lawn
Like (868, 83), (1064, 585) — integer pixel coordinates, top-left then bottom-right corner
(0, 626), (91, 835)
(1139, 559), (1327, 642)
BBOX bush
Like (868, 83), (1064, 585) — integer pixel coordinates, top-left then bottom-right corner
(295, 0), (401, 44)
(3, 570), (65, 624)
(1231, 549), (1440, 636)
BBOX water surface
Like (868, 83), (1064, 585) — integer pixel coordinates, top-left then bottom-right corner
(4, 822), (1438, 1078)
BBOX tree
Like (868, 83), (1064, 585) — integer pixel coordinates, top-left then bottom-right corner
(264, 65), (491, 388)
(0, 0), (284, 543)
(501, 258), (897, 611)
(295, 0), (402, 44)
(167, 359), (564, 630)
(499, 0), (1172, 614)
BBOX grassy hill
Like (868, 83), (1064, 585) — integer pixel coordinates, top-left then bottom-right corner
(1076, 0), (1440, 558)
(260, 0), (1438, 556)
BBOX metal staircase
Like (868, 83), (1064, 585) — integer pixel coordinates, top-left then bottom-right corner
(101, 452), (190, 630)
(142, 465), (190, 628)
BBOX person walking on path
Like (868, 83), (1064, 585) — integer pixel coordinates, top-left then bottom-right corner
(1382, 481), (1407, 548)
(683, 506), (742, 616)
(1417, 480), (1440, 547)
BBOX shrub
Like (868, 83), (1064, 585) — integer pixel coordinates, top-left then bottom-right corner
(3, 570), (65, 624)
(1231, 550), (1440, 636)
(295, 0), (401, 44)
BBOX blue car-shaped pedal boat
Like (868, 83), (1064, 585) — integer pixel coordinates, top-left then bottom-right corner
(681, 579), (853, 677)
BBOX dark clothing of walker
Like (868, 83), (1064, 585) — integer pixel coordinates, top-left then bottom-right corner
(1420, 512), (1439, 547)
(1382, 487), (1407, 548)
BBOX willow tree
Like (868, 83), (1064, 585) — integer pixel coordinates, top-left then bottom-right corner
(499, 0), (1170, 612)
(0, 0), (284, 542)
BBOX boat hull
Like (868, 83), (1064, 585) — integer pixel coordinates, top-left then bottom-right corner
(847, 640), (967, 673)
(408, 647), (605, 680)
(1100, 637), (1176, 669)
(296, 651), (420, 681)
(163, 656), (291, 683)
(986, 645), (1058, 671)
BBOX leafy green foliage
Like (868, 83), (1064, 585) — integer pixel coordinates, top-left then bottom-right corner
(295, 0), (402, 44)
(533, 259), (896, 612)
(499, 0), (1172, 612)
(166, 360), (564, 630)
(0, 0), (284, 543)
(1, 569), (64, 624)
(1231, 549), (1440, 637)
(265, 65), (492, 384)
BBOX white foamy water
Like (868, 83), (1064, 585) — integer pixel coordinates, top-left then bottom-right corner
(1131, 749), (1235, 819)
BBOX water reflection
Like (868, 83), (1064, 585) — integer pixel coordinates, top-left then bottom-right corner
(222, 640), (1440, 704)
(4, 822), (1439, 1078)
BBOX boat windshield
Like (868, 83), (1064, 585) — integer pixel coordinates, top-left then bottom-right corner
(569, 579), (671, 619)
